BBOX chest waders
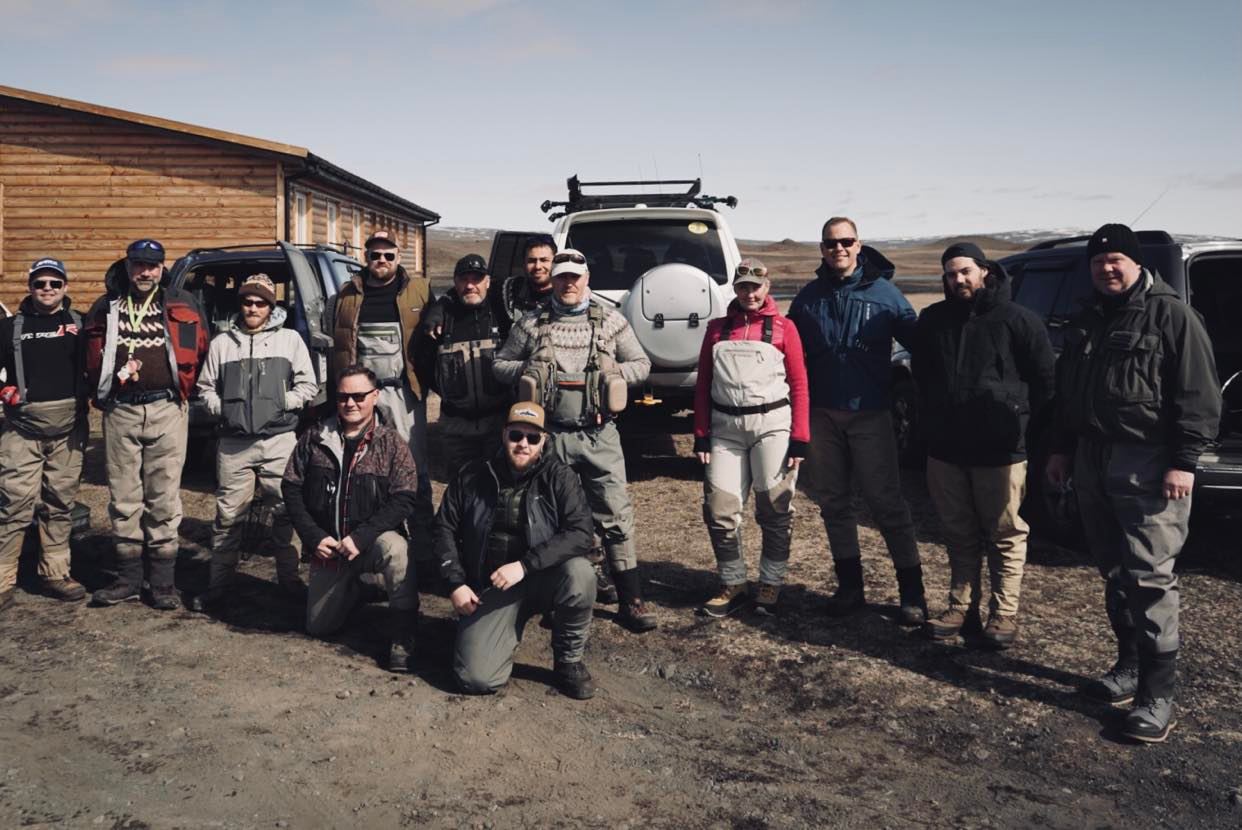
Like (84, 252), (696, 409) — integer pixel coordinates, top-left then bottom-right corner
(703, 313), (798, 591)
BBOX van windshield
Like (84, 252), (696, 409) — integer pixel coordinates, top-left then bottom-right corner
(565, 218), (728, 291)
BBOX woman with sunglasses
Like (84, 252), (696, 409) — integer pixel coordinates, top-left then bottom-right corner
(693, 258), (809, 617)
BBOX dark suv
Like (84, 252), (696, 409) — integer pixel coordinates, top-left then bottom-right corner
(1000, 230), (1242, 537)
(165, 242), (364, 438)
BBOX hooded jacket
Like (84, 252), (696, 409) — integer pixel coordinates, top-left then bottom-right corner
(82, 259), (209, 408)
(434, 450), (593, 592)
(0, 296), (86, 437)
(196, 306), (318, 438)
(788, 248), (917, 411)
(1051, 269), (1221, 471)
(912, 260), (1056, 466)
(692, 294), (811, 453)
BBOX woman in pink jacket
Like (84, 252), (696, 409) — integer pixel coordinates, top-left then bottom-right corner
(693, 258), (810, 617)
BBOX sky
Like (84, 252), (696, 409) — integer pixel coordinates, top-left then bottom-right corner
(2, 0), (1240, 241)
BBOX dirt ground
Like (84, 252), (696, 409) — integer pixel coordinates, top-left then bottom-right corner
(4, 295), (1242, 828)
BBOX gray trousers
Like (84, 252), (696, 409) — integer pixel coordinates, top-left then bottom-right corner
(103, 400), (188, 560)
(1074, 439), (1190, 654)
(801, 408), (920, 568)
(305, 530), (414, 636)
(550, 422), (638, 572)
(455, 557), (596, 694)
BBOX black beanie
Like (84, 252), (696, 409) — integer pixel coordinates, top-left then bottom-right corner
(941, 241), (988, 266)
(1086, 223), (1143, 266)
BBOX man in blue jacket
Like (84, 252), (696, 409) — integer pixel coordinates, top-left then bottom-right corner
(789, 217), (926, 624)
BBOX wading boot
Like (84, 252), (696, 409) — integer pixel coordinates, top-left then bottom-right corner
(1083, 629), (1140, 705)
(895, 564), (928, 626)
(614, 568), (657, 633)
(42, 577), (86, 602)
(553, 660), (596, 700)
(981, 614), (1019, 649)
(1123, 649), (1177, 743)
(387, 609), (418, 674)
(754, 583), (781, 617)
(925, 607), (969, 641)
(148, 554), (180, 611)
(824, 557), (865, 617)
(700, 582), (749, 618)
(92, 549), (143, 606)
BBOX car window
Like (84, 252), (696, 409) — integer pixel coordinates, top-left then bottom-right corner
(565, 218), (729, 291)
(326, 257), (362, 295)
(1012, 265), (1066, 320)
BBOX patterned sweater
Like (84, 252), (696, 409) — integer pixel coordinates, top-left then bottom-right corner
(113, 292), (174, 394)
(492, 296), (651, 386)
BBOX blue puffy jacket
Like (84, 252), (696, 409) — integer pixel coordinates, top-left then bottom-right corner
(788, 248), (916, 411)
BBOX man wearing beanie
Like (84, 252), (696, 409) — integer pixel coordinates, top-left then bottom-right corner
(0, 258), (89, 611)
(189, 274), (318, 612)
(1046, 223), (1220, 742)
(83, 239), (209, 610)
(913, 242), (1055, 647)
(493, 248), (658, 633)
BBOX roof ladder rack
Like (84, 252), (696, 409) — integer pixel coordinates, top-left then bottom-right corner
(540, 174), (738, 221)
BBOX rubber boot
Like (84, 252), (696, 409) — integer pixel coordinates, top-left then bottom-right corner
(1123, 649), (1177, 743)
(895, 564), (928, 626)
(613, 567), (657, 633)
(148, 553), (180, 611)
(824, 557), (865, 617)
(387, 608), (418, 674)
(1084, 630), (1140, 705)
(92, 547), (143, 606)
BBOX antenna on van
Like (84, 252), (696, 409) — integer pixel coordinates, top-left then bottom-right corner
(697, 153), (704, 180)
(1131, 183), (1173, 226)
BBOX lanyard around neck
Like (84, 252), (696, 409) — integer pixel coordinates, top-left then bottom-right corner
(124, 290), (158, 355)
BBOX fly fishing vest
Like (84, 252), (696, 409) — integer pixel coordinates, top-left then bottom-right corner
(520, 302), (626, 430)
(435, 307), (508, 419)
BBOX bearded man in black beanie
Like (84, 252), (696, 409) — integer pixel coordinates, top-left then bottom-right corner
(1046, 223), (1220, 742)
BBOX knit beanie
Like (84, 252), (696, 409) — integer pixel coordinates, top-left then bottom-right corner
(238, 273), (277, 305)
(1086, 223), (1144, 266)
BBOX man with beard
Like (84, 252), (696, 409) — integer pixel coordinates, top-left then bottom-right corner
(435, 402), (596, 698)
(913, 243), (1054, 647)
(414, 254), (510, 475)
(502, 234), (556, 321)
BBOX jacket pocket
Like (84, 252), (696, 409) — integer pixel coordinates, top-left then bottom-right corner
(168, 305), (200, 356)
(1104, 333), (1160, 404)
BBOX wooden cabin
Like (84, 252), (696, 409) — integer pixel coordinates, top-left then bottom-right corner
(0, 85), (439, 306)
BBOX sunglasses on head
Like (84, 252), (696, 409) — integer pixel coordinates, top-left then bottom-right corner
(507, 429), (543, 446)
(336, 389), (377, 404)
(821, 238), (858, 249)
(369, 251), (397, 262)
(32, 278), (65, 290)
(736, 265), (768, 278)
(240, 298), (270, 308)
(552, 252), (587, 265)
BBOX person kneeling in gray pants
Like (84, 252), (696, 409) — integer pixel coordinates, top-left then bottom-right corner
(435, 402), (598, 699)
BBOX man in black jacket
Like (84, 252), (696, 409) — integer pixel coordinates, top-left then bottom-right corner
(913, 243), (1055, 648)
(1046, 223), (1221, 743)
(414, 254), (511, 476)
(435, 401), (597, 699)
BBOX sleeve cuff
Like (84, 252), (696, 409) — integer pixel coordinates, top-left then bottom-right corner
(787, 440), (809, 459)
(1171, 457), (1199, 473)
(693, 435), (711, 454)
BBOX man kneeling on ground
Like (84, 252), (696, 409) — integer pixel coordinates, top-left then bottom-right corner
(435, 402), (598, 699)
(281, 365), (420, 672)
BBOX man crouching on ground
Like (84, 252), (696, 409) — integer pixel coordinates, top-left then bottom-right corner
(281, 364), (419, 672)
(435, 402), (598, 699)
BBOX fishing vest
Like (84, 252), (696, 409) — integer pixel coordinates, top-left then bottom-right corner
(521, 302), (618, 430)
(435, 306), (508, 419)
(330, 270), (428, 399)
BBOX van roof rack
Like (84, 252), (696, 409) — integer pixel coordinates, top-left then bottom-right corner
(540, 175), (738, 221)
(1027, 229), (1175, 252)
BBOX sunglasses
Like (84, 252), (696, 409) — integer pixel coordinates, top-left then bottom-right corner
(369, 251), (397, 262)
(240, 298), (270, 308)
(552, 252), (587, 265)
(507, 429), (543, 445)
(32, 279), (65, 290)
(821, 238), (858, 249)
(735, 265), (768, 278)
(336, 389), (377, 404)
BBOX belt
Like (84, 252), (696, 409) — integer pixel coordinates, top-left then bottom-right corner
(114, 389), (177, 405)
(712, 397), (790, 416)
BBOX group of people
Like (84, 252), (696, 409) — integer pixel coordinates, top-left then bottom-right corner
(0, 219), (1219, 742)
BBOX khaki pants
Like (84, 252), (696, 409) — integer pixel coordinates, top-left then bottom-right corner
(801, 408), (919, 568)
(926, 458), (1028, 616)
(440, 412), (506, 479)
(305, 531), (414, 636)
(208, 432), (300, 593)
(103, 400), (188, 558)
(0, 422), (85, 590)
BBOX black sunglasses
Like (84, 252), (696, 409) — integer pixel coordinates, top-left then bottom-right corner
(240, 298), (270, 308)
(336, 389), (377, 404)
(552, 252), (587, 265)
(32, 279), (65, 290)
(507, 429), (543, 445)
(369, 251), (397, 262)
(821, 238), (858, 249)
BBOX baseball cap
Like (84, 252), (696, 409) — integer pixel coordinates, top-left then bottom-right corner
(550, 248), (589, 278)
(28, 257), (68, 280)
(506, 401), (547, 432)
(454, 254), (489, 278)
(126, 238), (166, 264)
(733, 257), (768, 286)
(365, 230), (399, 249)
